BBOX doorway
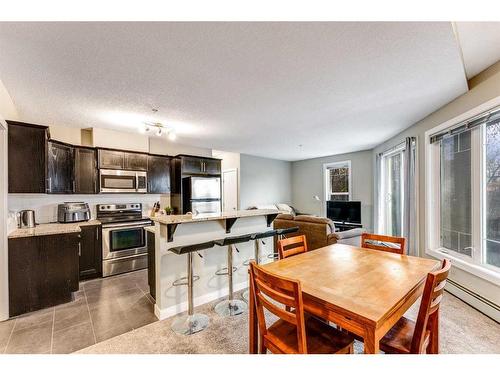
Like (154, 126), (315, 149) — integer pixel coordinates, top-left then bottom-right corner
(222, 168), (238, 212)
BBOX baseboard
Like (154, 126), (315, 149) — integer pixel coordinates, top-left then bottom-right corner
(154, 280), (248, 320)
(446, 279), (500, 323)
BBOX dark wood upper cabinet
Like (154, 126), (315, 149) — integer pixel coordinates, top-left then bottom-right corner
(98, 149), (125, 169)
(47, 141), (74, 194)
(125, 152), (148, 171)
(8, 233), (80, 317)
(79, 224), (102, 280)
(204, 158), (221, 175)
(179, 155), (221, 176)
(98, 149), (148, 171)
(148, 155), (170, 194)
(74, 147), (97, 194)
(7, 121), (48, 193)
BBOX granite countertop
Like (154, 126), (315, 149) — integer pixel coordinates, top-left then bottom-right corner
(150, 209), (279, 225)
(8, 219), (102, 239)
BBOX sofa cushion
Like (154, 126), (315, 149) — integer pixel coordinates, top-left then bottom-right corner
(294, 215), (336, 232)
(276, 213), (295, 220)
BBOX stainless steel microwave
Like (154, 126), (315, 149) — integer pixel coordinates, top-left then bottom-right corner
(99, 169), (147, 193)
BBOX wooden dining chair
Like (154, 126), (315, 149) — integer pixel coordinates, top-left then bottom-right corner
(361, 233), (406, 255)
(249, 261), (354, 354)
(278, 235), (308, 260)
(380, 259), (451, 354)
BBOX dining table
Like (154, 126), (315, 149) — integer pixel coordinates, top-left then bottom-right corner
(248, 243), (441, 354)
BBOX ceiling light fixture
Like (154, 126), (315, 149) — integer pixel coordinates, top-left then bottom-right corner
(142, 121), (176, 140)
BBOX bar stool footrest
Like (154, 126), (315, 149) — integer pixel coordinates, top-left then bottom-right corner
(215, 266), (237, 276)
(172, 275), (200, 286)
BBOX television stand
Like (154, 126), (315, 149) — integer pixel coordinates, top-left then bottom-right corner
(333, 221), (363, 232)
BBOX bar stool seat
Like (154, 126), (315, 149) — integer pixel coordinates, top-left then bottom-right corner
(268, 227), (299, 259)
(169, 241), (215, 335)
(213, 234), (252, 317)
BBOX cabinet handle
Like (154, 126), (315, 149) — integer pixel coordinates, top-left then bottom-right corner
(47, 177), (52, 193)
(78, 241), (81, 256)
(72, 180), (76, 193)
(96, 227), (99, 241)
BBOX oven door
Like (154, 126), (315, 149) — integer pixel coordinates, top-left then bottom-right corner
(99, 169), (147, 193)
(102, 222), (151, 260)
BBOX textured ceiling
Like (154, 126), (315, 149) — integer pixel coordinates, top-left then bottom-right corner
(455, 22), (500, 79)
(0, 22), (468, 161)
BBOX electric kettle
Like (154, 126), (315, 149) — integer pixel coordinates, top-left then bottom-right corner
(17, 210), (36, 228)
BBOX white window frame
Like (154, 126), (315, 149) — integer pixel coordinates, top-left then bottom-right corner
(378, 143), (406, 236)
(425, 96), (500, 286)
(323, 160), (352, 215)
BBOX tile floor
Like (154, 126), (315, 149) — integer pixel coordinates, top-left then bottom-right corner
(0, 269), (157, 354)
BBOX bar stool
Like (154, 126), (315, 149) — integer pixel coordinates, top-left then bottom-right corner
(213, 233), (252, 317)
(169, 240), (215, 335)
(242, 229), (278, 301)
(268, 227), (300, 260)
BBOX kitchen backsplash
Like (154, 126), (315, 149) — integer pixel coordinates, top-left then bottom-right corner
(8, 194), (170, 230)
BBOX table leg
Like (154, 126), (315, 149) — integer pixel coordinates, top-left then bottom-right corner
(363, 328), (380, 354)
(248, 272), (258, 354)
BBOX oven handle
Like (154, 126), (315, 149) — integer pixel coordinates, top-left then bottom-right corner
(102, 221), (152, 229)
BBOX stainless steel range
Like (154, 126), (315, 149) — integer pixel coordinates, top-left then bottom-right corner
(97, 203), (152, 277)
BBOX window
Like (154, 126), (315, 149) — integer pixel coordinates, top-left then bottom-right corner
(323, 161), (351, 206)
(379, 145), (405, 237)
(426, 105), (500, 283)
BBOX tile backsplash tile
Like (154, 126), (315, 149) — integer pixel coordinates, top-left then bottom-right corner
(8, 194), (165, 226)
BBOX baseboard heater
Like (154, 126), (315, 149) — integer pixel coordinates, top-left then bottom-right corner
(445, 279), (500, 323)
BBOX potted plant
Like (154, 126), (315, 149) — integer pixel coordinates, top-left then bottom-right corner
(164, 206), (173, 215)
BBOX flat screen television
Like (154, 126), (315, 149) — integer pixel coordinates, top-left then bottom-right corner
(326, 201), (361, 224)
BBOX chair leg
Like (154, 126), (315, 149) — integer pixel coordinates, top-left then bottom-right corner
(259, 336), (267, 354)
(427, 311), (439, 354)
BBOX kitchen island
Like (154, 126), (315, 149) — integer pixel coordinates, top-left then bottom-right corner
(150, 209), (279, 320)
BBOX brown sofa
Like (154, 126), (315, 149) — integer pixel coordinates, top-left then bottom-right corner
(273, 214), (365, 250)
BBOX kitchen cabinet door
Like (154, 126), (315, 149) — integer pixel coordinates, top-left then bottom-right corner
(7, 121), (48, 193)
(79, 225), (102, 280)
(181, 156), (203, 174)
(98, 149), (125, 169)
(124, 152), (148, 171)
(47, 141), (74, 194)
(8, 233), (80, 317)
(204, 159), (221, 175)
(148, 155), (170, 193)
(74, 147), (97, 194)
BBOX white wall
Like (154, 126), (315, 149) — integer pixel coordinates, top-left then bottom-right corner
(92, 127), (149, 152)
(212, 149), (241, 209)
(291, 150), (373, 230)
(0, 79), (19, 321)
(373, 60), (500, 308)
(149, 137), (212, 157)
(240, 154), (292, 209)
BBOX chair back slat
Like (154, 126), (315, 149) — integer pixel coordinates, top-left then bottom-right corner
(278, 235), (308, 259)
(254, 277), (297, 309)
(361, 233), (406, 255)
(411, 259), (451, 353)
(249, 261), (308, 353)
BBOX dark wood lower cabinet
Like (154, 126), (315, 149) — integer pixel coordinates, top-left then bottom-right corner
(79, 225), (102, 280)
(8, 233), (80, 317)
(147, 231), (155, 301)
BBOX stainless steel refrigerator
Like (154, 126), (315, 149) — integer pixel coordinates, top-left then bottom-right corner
(182, 176), (221, 214)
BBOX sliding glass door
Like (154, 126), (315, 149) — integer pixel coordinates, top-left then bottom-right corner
(379, 146), (405, 237)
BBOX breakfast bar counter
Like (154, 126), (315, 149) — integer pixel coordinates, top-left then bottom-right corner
(150, 209), (279, 320)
